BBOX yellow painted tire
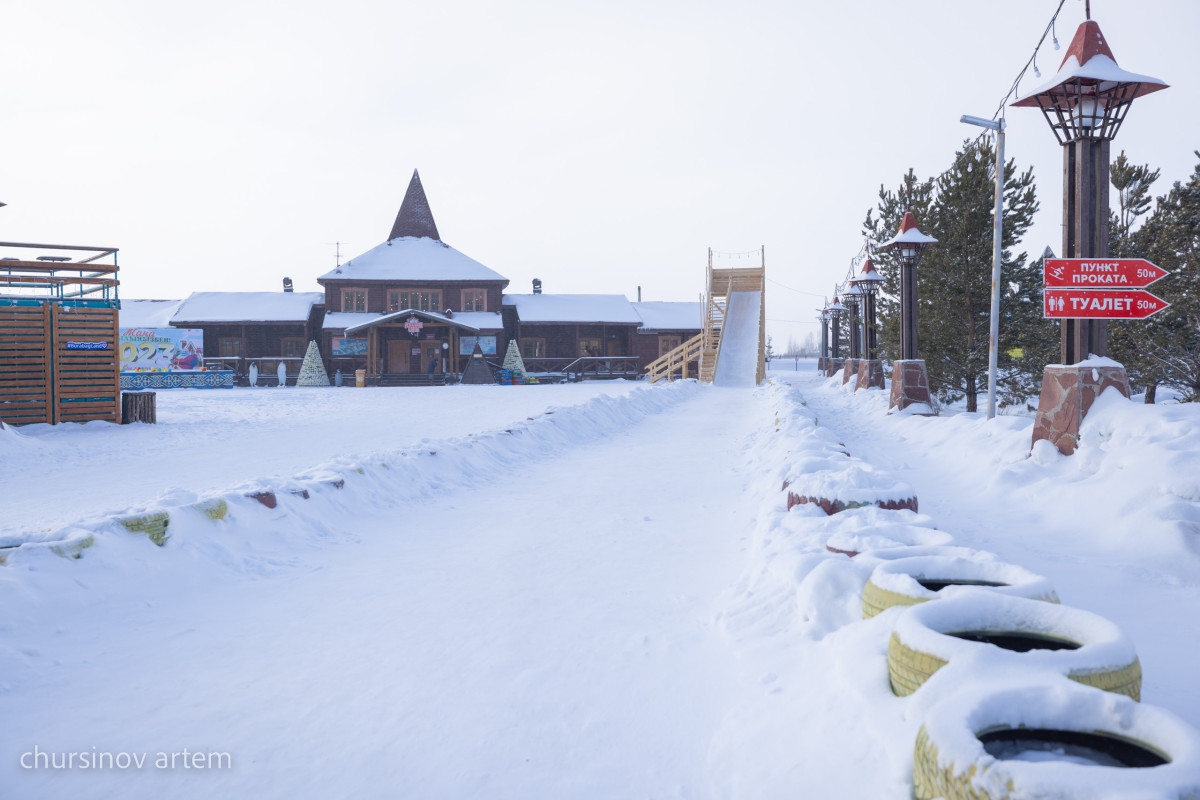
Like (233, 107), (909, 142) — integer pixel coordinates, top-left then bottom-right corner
(913, 681), (1200, 800)
(888, 592), (1141, 700)
(862, 555), (1059, 620)
(117, 511), (171, 546)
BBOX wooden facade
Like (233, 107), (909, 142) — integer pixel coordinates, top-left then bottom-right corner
(0, 243), (121, 425)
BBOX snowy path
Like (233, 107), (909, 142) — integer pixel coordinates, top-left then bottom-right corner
(1, 386), (765, 799)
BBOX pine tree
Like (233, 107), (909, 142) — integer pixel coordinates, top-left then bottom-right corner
(864, 140), (1044, 411)
(296, 340), (330, 386)
(1132, 153), (1200, 401)
(1106, 153), (1164, 401)
(501, 339), (526, 373)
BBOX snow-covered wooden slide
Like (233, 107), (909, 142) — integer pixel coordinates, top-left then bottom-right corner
(713, 290), (762, 387)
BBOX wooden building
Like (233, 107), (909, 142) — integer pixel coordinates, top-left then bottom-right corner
(318, 170), (510, 384)
(170, 290), (324, 385)
(630, 301), (704, 365)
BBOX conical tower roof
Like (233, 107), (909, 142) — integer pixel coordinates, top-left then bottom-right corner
(389, 170), (440, 241)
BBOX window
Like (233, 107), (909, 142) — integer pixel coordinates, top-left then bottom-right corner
(658, 335), (682, 357)
(281, 338), (305, 358)
(521, 338), (545, 359)
(219, 338), (243, 358)
(390, 289), (441, 313)
(461, 289), (487, 312)
(342, 288), (367, 312)
(579, 338), (602, 357)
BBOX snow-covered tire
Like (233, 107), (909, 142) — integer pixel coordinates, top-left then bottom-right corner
(913, 681), (1200, 799)
(825, 527), (953, 558)
(861, 555), (1058, 620)
(888, 592), (1141, 699)
(117, 511), (171, 546)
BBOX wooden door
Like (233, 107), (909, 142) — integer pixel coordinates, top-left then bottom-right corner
(387, 340), (409, 374)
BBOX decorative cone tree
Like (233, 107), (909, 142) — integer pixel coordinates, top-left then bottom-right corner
(295, 341), (331, 386)
(501, 339), (526, 373)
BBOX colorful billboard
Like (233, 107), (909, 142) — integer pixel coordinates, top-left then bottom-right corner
(332, 336), (369, 356)
(459, 335), (497, 355)
(119, 328), (204, 372)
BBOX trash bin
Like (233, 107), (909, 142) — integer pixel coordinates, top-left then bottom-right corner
(355, 369), (366, 388)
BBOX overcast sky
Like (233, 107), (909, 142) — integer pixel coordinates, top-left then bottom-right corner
(4, 0), (1198, 348)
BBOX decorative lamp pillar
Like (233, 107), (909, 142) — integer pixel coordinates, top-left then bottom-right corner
(826, 296), (847, 377)
(1011, 6), (1167, 453)
(883, 210), (938, 413)
(840, 281), (864, 385)
(853, 258), (886, 391)
(856, 258), (885, 361)
(817, 306), (831, 373)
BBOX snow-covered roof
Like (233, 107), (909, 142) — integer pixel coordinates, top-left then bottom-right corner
(323, 310), (504, 333)
(1011, 21), (1168, 106)
(322, 312), (380, 331)
(120, 299), (185, 328)
(632, 301), (703, 331)
(172, 291), (323, 324)
(503, 294), (642, 324)
(317, 237), (508, 284)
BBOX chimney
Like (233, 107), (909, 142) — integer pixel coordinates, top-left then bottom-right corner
(532, 278), (542, 295)
(282, 277), (293, 293)
(637, 285), (642, 302)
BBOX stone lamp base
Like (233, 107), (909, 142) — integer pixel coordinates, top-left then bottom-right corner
(855, 359), (885, 391)
(1031, 362), (1130, 455)
(841, 358), (860, 386)
(889, 359), (936, 415)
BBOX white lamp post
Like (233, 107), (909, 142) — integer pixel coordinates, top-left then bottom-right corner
(960, 114), (1005, 420)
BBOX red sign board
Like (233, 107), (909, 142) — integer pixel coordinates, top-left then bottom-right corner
(1043, 289), (1170, 319)
(404, 317), (424, 336)
(1044, 258), (1168, 289)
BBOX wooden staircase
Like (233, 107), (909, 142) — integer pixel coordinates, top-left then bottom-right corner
(645, 248), (767, 385)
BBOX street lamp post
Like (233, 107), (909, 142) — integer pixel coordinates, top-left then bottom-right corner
(883, 210), (938, 412)
(960, 114), (1006, 420)
(840, 280), (863, 385)
(827, 295), (847, 377)
(1012, 7), (1167, 453)
(854, 257), (886, 391)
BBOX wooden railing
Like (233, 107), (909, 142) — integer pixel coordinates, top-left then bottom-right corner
(0, 242), (120, 303)
(644, 333), (704, 383)
(508, 356), (642, 381)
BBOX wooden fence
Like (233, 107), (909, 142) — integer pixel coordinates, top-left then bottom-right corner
(0, 302), (120, 425)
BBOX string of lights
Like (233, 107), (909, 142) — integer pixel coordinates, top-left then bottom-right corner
(990, 0), (1070, 124)
(766, 277), (825, 299)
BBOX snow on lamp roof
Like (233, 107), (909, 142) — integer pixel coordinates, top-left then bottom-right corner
(317, 236), (509, 283)
(503, 294), (642, 324)
(883, 212), (938, 247)
(632, 301), (703, 331)
(388, 169), (440, 242)
(857, 258), (884, 284)
(1011, 20), (1167, 108)
(172, 291), (324, 324)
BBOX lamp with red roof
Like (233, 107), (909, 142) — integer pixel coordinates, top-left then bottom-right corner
(1012, 3), (1166, 453)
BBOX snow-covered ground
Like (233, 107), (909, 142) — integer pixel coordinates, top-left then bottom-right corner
(2, 363), (1200, 798)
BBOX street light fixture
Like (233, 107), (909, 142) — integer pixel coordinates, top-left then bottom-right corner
(882, 210), (938, 360)
(960, 113), (1006, 420)
(840, 278), (864, 361)
(855, 257), (885, 361)
(1011, 8), (1167, 363)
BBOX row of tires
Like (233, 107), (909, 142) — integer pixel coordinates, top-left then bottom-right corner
(838, 539), (1200, 798)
